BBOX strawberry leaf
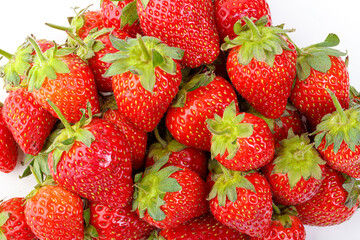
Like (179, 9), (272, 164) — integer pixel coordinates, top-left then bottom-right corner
(120, 0), (139, 28)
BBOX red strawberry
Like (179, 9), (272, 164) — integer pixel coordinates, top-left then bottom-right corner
(295, 166), (360, 226)
(166, 72), (239, 151)
(137, 0), (220, 68)
(290, 34), (349, 130)
(0, 197), (37, 240)
(262, 132), (326, 205)
(0, 104), (18, 173)
(24, 184), (84, 239)
(207, 101), (274, 171)
(101, 0), (143, 38)
(2, 88), (57, 155)
(314, 90), (360, 178)
(223, 17), (297, 119)
(208, 168), (272, 238)
(214, 0), (272, 41)
(158, 213), (248, 240)
(102, 34), (184, 132)
(132, 156), (209, 230)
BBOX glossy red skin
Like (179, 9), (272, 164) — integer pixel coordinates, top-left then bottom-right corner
(0, 198), (37, 240)
(88, 29), (129, 92)
(24, 185), (84, 240)
(227, 39), (297, 119)
(159, 213), (248, 240)
(145, 147), (209, 179)
(113, 65), (182, 132)
(290, 56), (350, 130)
(48, 118), (133, 209)
(249, 216), (306, 240)
(2, 88), (57, 155)
(215, 113), (275, 171)
(78, 10), (105, 39)
(142, 169), (209, 229)
(262, 163), (325, 205)
(0, 106), (18, 173)
(210, 172), (272, 238)
(90, 202), (156, 240)
(31, 53), (100, 124)
(137, 0), (220, 68)
(103, 108), (148, 170)
(101, 0), (143, 38)
(214, 0), (272, 41)
(166, 76), (238, 151)
(295, 166), (359, 226)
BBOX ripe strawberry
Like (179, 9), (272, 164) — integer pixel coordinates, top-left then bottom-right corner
(223, 17), (297, 119)
(2, 88), (57, 156)
(290, 34), (349, 129)
(314, 90), (360, 178)
(132, 156), (209, 230)
(102, 34), (184, 132)
(24, 184), (84, 239)
(214, 0), (272, 41)
(89, 202), (156, 240)
(0, 104), (18, 173)
(137, 0), (220, 68)
(208, 168), (272, 238)
(295, 166), (360, 226)
(0, 197), (37, 240)
(158, 213), (248, 240)
(207, 101), (274, 171)
(262, 132), (326, 205)
(47, 102), (133, 209)
(166, 72), (238, 151)
(101, 0), (143, 38)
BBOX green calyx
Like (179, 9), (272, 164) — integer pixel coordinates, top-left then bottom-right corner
(102, 34), (184, 93)
(132, 155), (182, 221)
(206, 101), (253, 160)
(140, 0), (151, 9)
(119, 0), (139, 28)
(314, 89), (360, 154)
(0, 211), (10, 237)
(83, 208), (99, 240)
(296, 33), (347, 81)
(272, 204), (299, 229)
(221, 16), (295, 67)
(20, 152), (51, 183)
(342, 175), (360, 209)
(273, 130), (326, 189)
(207, 164), (256, 207)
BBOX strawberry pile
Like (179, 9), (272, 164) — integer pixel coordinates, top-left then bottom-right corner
(0, 0), (359, 239)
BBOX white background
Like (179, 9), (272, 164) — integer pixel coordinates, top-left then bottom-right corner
(0, 1), (359, 239)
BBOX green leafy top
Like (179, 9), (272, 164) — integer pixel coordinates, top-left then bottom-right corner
(102, 34), (184, 93)
(272, 204), (299, 229)
(296, 34), (347, 81)
(119, 0), (139, 28)
(83, 208), (99, 240)
(206, 101), (254, 160)
(273, 130), (326, 188)
(0, 211), (10, 240)
(132, 155), (182, 221)
(221, 16), (295, 67)
(342, 175), (360, 209)
(314, 89), (360, 154)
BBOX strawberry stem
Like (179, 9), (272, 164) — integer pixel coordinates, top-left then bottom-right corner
(66, 31), (86, 47)
(326, 89), (347, 124)
(45, 22), (72, 32)
(28, 37), (47, 64)
(243, 17), (262, 41)
(272, 202), (281, 215)
(46, 99), (75, 134)
(154, 127), (167, 148)
(0, 49), (14, 60)
(137, 34), (151, 62)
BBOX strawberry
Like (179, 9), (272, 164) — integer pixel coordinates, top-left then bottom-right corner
(47, 101), (133, 209)
(24, 183), (84, 239)
(214, 0), (272, 41)
(2, 88), (57, 156)
(137, 0), (220, 68)
(223, 17), (297, 119)
(290, 34), (349, 130)
(102, 34), (184, 132)
(26, 37), (100, 123)
(314, 89), (360, 178)
(101, 0), (143, 38)
(158, 213), (248, 240)
(166, 72), (239, 151)
(262, 132), (326, 205)
(207, 101), (274, 171)
(295, 166), (360, 226)
(208, 167), (272, 238)
(132, 156), (209, 230)
(0, 197), (37, 240)
(0, 104), (18, 173)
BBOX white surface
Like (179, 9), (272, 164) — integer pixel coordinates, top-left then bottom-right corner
(0, 1), (359, 239)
